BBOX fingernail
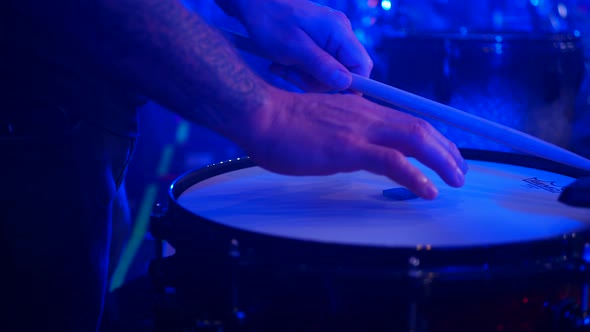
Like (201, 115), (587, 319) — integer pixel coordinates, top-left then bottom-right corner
(455, 167), (465, 186)
(330, 69), (351, 90)
(460, 160), (469, 174)
(421, 181), (439, 200)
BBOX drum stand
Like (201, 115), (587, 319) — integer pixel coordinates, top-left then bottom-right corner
(149, 203), (246, 332)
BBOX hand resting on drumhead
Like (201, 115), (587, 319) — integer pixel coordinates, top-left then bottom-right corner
(240, 88), (468, 200)
(215, 0), (372, 92)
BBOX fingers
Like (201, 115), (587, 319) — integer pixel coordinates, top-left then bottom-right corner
(286, 34), (353, 91)
(367, 116), (467, 188)
(324, 13), (373, 78)
(387, 110), (468, 176)
(269, 63), (364, 95)
(300, 9), (373, 78)
(351, 143), (439, 200)
(388, 113), (466, 174)
(430, 128), (469, 174)
(334, 39), (373, 79)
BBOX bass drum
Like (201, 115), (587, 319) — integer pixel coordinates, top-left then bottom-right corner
(161, 150), (590, 332)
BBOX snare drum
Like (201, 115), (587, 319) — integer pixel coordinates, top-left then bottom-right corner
(157, 149), (590, 332)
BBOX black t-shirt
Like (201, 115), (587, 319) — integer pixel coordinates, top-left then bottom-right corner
(1, 3), (142, 138)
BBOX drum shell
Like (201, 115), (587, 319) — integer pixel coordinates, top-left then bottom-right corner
(158, 230), (589, 332)
(161, 209), (590, 332)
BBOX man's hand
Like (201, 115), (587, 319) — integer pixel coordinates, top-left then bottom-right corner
(238, 88), (468, 200)
(217, 0), (373, 92)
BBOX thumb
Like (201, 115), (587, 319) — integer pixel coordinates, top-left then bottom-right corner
(292, 35), (352, 91)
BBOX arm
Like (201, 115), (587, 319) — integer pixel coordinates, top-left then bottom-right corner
(11, 0), (466, 199)
(11, 0), (273, 144)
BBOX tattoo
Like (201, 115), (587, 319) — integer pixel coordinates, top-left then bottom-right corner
(31, 0), (266, 136)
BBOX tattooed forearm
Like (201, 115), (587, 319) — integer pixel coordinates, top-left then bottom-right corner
(12, 0), (270, 139)
(101, 0), (268, 131)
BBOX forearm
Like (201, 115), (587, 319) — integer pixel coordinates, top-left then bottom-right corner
(12, 0), (272, 141)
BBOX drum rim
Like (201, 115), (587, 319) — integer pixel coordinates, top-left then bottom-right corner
(169, 148), (590, 214)
(164, 149), (590, 276)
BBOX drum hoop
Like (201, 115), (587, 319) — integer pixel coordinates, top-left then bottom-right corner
(165, 149), (590, 279)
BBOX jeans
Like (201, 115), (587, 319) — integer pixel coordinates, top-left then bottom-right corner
(0, 104), (136, 331)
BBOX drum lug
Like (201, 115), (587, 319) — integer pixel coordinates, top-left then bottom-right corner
(148, 254), (177, 291)
(228, 238), (240, 258)
(149, 202), (171, 259)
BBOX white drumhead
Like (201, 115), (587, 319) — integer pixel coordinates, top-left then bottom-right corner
(177, 159), (590, 248)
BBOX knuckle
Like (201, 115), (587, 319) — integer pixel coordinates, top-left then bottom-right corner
(337, 133), (356, 146)
(447, 140), (460, 154)
(382, 149), (405, 167)
(441, 136), (461, 155)
(338, 139), (370, 169)
(365, 57), (374, 71)
(331, 10), (351, 27)
(307, 52), (335, 73)
(445, 154), (458, 168)
(282, 32), (303, 52)
(274, 30), (307, 60)
(332, 133), (359, 155)
(408, 119), (432, 142)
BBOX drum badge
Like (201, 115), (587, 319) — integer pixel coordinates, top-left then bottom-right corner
(522, 177), (565, 193)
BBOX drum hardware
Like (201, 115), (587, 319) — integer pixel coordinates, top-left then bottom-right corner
(151, 203), (168, 260)
(559, 177), (590, 207)
(149, 204), (193, 332)
(150, 203), (249, 332)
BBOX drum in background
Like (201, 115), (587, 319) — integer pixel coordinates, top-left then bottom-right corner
(150, 150), (590, 332)
(313, 0), (590, 157)
(370, 33), (586, 153)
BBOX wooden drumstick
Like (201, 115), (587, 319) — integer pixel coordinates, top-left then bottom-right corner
(221, 28), (590, 171)
(349, 74), (590, 172)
